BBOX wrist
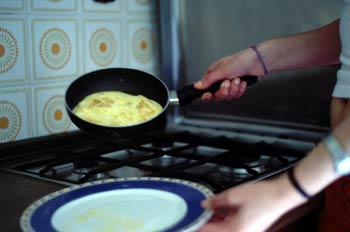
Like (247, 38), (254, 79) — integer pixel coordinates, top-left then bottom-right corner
(231, 48), (264, 78)
(250, 45), (269, 77)
(323, 133), (350, 175)
(271, 172), (307, 212)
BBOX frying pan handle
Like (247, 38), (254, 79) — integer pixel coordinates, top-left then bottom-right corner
(176, 75), (258, 106)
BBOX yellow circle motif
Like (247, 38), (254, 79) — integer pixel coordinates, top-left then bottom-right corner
(39, 28), (71, 70)
(0, 100), (22, 143)
(0, 44), (5, 57)
(0, 27), (19, 74)
(43, 95), (71, 134)
(132, 28), (155, 64)
(89, 28), (117, 67)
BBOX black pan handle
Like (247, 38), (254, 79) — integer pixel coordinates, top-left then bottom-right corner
(176, 75), (258, 106)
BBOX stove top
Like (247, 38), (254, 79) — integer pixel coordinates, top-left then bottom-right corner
(1, 126), (313, 193)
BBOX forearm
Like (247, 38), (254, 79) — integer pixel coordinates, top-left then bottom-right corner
(275, 114), (350, 210)
(255, 20), (341, 73)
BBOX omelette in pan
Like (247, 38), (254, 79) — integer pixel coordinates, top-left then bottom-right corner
(73, 91), (163, 127)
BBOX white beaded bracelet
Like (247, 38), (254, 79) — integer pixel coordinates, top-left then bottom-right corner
(324, 134), (350, 175)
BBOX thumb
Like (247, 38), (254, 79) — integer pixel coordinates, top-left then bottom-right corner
(194, 70), (225, 90)
(202, 192), (236, 210)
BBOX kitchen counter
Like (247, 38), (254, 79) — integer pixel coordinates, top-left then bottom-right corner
(1, 169), (323, 232)
(0, 170), (64, 232)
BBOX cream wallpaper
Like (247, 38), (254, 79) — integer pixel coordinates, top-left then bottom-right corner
(0, 0), (160, 143)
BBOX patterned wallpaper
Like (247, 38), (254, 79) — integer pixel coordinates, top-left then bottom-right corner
(0, 0), (160, 143)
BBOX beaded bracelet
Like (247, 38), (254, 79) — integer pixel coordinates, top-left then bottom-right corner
(324, 134), (350, 175)
(251, 46), (269, 75)
(287, 167), (311, 200)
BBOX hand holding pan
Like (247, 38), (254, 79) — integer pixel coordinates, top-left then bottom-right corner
(174, 75), (258, 105)
(65, 68), (257, 139)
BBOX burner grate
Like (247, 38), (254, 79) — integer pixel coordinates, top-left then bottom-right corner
(8, 130), (306, 191)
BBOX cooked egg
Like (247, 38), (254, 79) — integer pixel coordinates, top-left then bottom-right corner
(73, 91), (163, 127)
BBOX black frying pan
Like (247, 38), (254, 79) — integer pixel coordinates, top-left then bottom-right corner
(65, 68), (257, 139)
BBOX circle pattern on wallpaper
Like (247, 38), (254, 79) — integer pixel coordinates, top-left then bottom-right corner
(89, 28), (117, 67)
(0, 100), (22, 143)
(43, 95), (71, 134)
(132, 28), (155, 64)
(39, 28), (71, 70)
(0, 27), (19, 74)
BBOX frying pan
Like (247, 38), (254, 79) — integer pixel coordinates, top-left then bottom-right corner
(65, 68), (257, 139)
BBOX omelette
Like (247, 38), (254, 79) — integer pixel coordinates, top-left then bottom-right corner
(73, 91), (163, 127)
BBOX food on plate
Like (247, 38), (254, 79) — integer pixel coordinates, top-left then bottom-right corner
(73, 91), (162, 127)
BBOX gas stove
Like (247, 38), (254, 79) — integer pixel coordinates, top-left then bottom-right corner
(1, 124), (314, 193)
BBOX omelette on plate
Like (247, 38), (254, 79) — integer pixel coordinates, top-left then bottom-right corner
(73, 91), (163, 127)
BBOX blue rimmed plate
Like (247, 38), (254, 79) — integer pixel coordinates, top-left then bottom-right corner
(20, 177), (213, 232)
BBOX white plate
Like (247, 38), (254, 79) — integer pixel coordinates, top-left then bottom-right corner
(20, 177), (214, 232)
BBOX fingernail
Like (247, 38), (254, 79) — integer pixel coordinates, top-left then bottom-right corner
(195, 81), (203, 87)
(202, 95), (211, 102)
(222, 80), (230, 88)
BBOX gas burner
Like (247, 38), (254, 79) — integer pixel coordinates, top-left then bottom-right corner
(217, 153), (261, 177)
(141, 140), (189, 152)
(236, 154), (261, 168)
(8, 129), (307, 189)
(73, 157), (99, 172)
(46, 163), (74, 177)
(218, 165), (260, 177)
(142, 155), (192, 168)
(73, 167), (94, 175)
(74, 171), (112, 183)
(152, 139), (175, 149)
(108, 166), (151, 178)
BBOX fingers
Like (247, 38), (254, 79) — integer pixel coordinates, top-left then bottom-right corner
(197, 221), (232, 232)
(199, 196), (240, 232)
(207, 210), (229, 222)
(233, 80), (247, 99)
(194, 55), (247, 101)
(201, 92), (213, 102)
(226, 78), (247, 100)
(195, 58), (225, 90)
(202, 191), (238, 210)
(214, 80), (231, 100)
(199, 78), (247, 102)
(195, 69), (224, 90)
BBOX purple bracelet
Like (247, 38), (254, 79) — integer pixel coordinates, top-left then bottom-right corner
(287, 167), (311, 200)
(251, 46), (269, 75)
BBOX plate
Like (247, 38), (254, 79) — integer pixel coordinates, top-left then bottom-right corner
(20, 177), (213, 232)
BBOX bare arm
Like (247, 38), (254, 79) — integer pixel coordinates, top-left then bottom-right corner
(293, 115), (349, 191)
(257, 19), (341, 72)
(198, 112), (350, 232)
(194, 20), (341, 101)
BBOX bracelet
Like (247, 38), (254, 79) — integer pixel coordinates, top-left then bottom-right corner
(251, 46), (269, 75)
(324, 134), (350, 175)
(287, 167), (311, 200)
